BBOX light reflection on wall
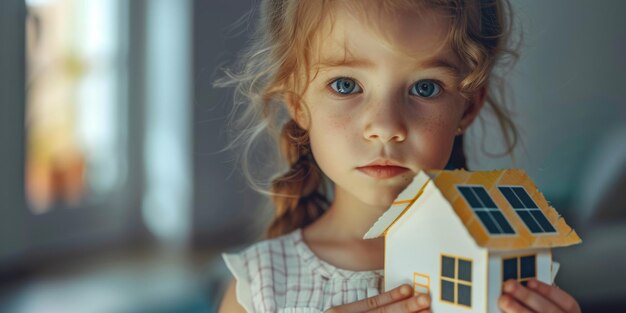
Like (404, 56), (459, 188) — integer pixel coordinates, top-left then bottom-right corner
(142, 0), (193, 246)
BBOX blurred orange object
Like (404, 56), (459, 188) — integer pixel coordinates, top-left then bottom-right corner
(26, 149), (86, 214)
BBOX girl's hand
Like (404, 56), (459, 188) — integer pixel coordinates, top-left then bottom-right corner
(325, 284), (431, 313)
(499, 279), (581, 313)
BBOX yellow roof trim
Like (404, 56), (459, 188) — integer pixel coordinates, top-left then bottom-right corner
(363, 171), (432, 239)
(383, 178), (430, 237)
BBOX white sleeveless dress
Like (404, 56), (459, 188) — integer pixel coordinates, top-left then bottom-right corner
(222, 228), (384, 313)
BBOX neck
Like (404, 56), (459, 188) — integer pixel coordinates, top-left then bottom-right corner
(301, 184), (387, 271)
(315, 185), (389, 241)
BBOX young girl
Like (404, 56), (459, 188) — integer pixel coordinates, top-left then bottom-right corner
(217, 0), (581, 312)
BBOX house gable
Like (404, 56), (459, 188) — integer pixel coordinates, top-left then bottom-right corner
(364, 171), (431, 239)
(384, 182), (488, 312)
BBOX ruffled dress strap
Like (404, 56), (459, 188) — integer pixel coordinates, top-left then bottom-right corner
(223, 251), (255, 312)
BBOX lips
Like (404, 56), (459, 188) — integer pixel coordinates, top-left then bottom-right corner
(357, 159), (409, 179)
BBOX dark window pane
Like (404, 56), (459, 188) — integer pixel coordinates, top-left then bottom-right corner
(513, 187), (538, 208)
(459, 186), (482, 208)
(458, 283), (472, 307)
(441, 279), (455, 302)
(517, 211), (543, 233)
(491, 211), (516, 234)
(521, 280), (529, 287)
(498, 186), (524, 209)
(458, 259), (472, 282)
(442, 256), (455, 278)
(520, 255), (536, 278)
(476, 211), (501, 234)
(503, 258), (518, 281)
(530, 210), (556, 233)
(473, 187), (497, 208)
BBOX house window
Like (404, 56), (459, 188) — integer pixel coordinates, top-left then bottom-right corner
(441, 255), (472, 308)
(413, 272), (430, 295)
(503, 255), (537, 286)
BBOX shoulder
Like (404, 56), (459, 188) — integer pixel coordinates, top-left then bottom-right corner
(222, 229), (304, 312)
(223, 229), (300, 276)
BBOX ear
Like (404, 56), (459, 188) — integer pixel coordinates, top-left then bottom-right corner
(458, 86), (486, 131)
(284, 93), (310, 130)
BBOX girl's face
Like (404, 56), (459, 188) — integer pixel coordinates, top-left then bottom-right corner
(294, 2), (483, 207)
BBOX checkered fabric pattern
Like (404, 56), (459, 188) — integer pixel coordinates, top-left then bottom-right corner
(223, 228), (384, 313)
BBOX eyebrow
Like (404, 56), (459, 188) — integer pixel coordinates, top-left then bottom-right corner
(419, 57), (463, 78)
(316, 55), (463, 78)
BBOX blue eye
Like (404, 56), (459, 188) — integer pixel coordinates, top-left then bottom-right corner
(329, 77), (361, 95)
(410, 80), (442, 98)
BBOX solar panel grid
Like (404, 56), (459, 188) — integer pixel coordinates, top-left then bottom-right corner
(458, 186), (481, 208)
(457, 186), (516, 235)
(473, 187), (497, 208)
(498, 186), (557, 234)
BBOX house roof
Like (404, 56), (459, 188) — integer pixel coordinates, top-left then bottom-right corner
(364, 169), (582, 250)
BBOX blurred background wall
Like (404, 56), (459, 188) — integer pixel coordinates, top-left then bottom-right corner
(0, 0), (625, 312)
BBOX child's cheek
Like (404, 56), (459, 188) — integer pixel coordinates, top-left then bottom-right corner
(405, 112), (459, 169)
(309, 101), (356, 135)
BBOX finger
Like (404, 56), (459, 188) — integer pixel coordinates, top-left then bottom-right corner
(329, 284), (413, 312)
(498, 293), (533, 313)
(527, 279), (581, 313)
(502, 279), (564, 313)
(366, 293), (430, 313)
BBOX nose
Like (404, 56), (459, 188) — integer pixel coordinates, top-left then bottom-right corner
(363, 96), (407, 143)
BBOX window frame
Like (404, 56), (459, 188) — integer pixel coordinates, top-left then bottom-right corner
(502, 254), (538, 286)
(0, 0), (147, 269)
(413, 272), (431, 295)
(440, 254), (473, 308)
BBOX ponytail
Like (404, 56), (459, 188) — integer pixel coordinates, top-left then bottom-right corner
(267, 120), (329, 238)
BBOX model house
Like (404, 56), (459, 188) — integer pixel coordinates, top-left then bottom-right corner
(364, 169), (581, 313)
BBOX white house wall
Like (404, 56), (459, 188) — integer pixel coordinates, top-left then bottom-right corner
(486, 249), (552, 313)
(385, 182), (488, 313)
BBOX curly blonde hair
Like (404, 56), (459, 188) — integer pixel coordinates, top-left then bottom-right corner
(216, 0), (519, 239)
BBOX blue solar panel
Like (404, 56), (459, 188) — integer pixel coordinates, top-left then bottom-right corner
(457, 185), (516, 235)
(474, 187), (497, 208)
(530, 210), (556, 232)
(458, 186), (481, 208)
(517, 210), (542, 233)
(476, 211), (500, 234)
(498, 186), (523, 208)
(491, 211), (515, 234)
(512, 187), (538, 208)
(499, 186), (556, 234)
